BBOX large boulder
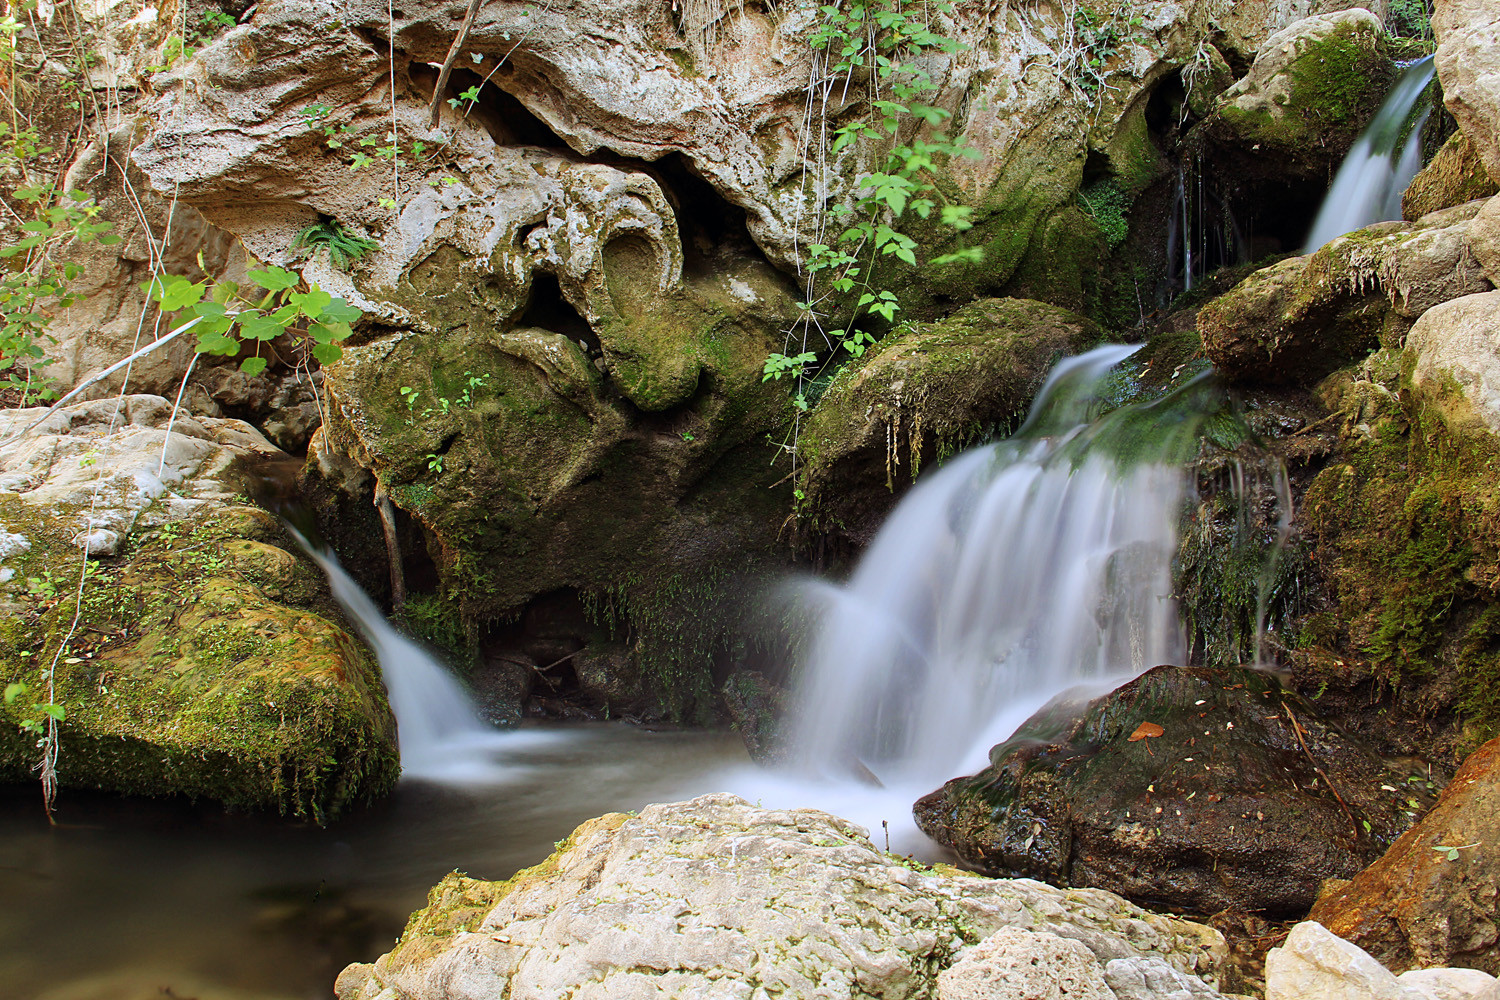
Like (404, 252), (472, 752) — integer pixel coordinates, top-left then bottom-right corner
(796, 297), (1099, 543)
(1198, 205), (1494, 384)
(1310, 737), (1500, 975)
(0, 398), (399, 820)
(1434, 0), (1500, 185)
(1407, 290), (1500, 438)
(336, 794), (1231, 1000)
(914, 666), (1424, 916)
(1202, 10), (1395, 178)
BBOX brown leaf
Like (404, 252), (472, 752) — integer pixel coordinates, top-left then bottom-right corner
(1128, 721), (1165, 742)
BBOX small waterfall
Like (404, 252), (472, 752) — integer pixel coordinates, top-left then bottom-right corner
(1303, 56), (1436, 252)
(287, 528), (537, 783)
(782, 346), (1229, 788)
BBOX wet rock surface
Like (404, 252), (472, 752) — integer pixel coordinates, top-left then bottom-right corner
(1310, 736), (1500, 975)
(914, 665), (1424, 916)
(337, 793), (1230, 1000)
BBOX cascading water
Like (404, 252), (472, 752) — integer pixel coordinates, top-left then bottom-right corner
(286, 528), (548, 783)
(1303, 56), (1437, 252)
(778, 346), (1230, 802)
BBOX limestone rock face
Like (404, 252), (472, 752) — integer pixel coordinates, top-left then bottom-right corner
(0, 399), (398, 819)
(1407, 290), (1500, 438)
(336, 794), (1229, 1000)
(1266, 922), (1430, 1000)
(1469, 195), (1500, 283)
(1434, 0), (1500, 184)
(1204, 10), (1394, 178)
(914, 666), (1420, 916)
(1310, 737), (1500, 975)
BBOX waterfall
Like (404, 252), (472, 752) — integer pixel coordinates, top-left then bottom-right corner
(782, 346), (1229, 788)
(286, 527), (538, 783)
(1303, 56), (1437, 252)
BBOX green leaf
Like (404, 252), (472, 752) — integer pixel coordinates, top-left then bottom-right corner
(310, 342), (343, 365)
(239, 356), (269, 376)
(239, 314), (285, 341)
(150, 275), (208, 312)
(247, 266), (298, 291)
(41, 702), (65, 721)
(196, 330), (241, 355)
(290, 287), (332, 319)
(320, 298), (361, 323)
(3, 681), (25, 704)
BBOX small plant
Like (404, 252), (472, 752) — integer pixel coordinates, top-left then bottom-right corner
(1079, 178), (1132, 248)
(291, 219), (378, 272)
(400, 385), (419, 410)
(446, 84), (482, 115)
(456, 372), (486, 407)
(4, 681), (65, 736)
(426, 453), (445, 474)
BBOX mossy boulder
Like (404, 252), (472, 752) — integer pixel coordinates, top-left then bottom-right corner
(914, 665), (1426, 916)
(0, 501), (398, 821)
(796, 297), (1100, 542)
(1402, 131), (1500, 220)
(313, 257), (800, 723)
(1202, 10), (1395, 178)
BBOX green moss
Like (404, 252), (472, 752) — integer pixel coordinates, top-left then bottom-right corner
(1078, 179), (1132, 248)
(1301, 402), (1500, 738)
(0, 501), (399, 821)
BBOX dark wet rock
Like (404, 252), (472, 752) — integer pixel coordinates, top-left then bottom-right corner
(914, 666), (1424, 916)
(1310, 736), (1500, 974)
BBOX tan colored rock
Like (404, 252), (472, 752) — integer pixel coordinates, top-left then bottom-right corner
(1105, 955), (1236, 999)
(1397, 967), (1500, 1000)
(1406, 291), (1500, 438)
(337, 794), (1229, 1000)
(1266, 921), (1427, 1000)
(937, 928), (1114, 1000)
(1403, 132), (1500, 221)
(1310, 737), (1500, 974)
(1433, 0), (1500, 184)
(1468, 194), (1500, 283)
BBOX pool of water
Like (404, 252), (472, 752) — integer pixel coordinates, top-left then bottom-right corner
(0, 724), (755, 1000)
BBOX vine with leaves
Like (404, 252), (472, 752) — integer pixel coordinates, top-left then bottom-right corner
(763, 0), (982, 495)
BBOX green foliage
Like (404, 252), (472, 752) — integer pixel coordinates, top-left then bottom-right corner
(144, 10), (237, 73)
(1064, 6), (1146, 100)
(291, 219), (379, 272)
(768, 1), (982, 471)
(144, 265), (362, 376)
(0, 182), (121, 402)
(402, 594), (470, 661)
(1078, 178), (1132, 248)
(1386, 0), (1432, 41)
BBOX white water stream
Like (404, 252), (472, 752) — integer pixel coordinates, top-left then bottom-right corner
(1304, 56), (1437, 252)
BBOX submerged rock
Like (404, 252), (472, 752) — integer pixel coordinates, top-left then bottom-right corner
(1310, 736), (1500, 975)
(914, 666), (1420, 915)
(337, 794), (1230, 1000)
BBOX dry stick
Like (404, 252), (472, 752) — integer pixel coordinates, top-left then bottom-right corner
(373, 484), (407, 613)
(0, 316), (204, 448)
(1282, 702), (1362, 838)
(157, 350), (200, 477)
(427, 0), (485, 129)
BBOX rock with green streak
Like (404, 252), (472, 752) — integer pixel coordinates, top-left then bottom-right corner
(1202, 10), (1395, 178)
(796, 297), (1099, 541)
(335, 794), (1231, 1000)
(914, 665), (1424, 916)
(312, 256), (799, 723)
(0, 501), (398, 822)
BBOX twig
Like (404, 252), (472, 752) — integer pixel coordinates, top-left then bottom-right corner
(427, 0), (485, 129)
(157, 350), (200, 476)
(1282, 702), (1361, 838)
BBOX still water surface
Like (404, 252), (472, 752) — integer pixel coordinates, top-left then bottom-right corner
(0, 724), (751, 1000)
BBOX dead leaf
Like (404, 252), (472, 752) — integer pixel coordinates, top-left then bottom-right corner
(1128, 722), (1165, 742)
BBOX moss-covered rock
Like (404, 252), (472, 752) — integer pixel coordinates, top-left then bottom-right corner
(795, 297), (1100, 542)
(313, 257), (800, 724)
(0, 501), (398, 821)
(1203, 10), (1395, 178)
(1402, 131), (1500, 220)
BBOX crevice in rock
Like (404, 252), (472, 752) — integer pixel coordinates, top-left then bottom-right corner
(439, 66), (573, 150)
(518, 271), (600, 355)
